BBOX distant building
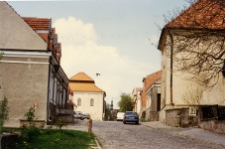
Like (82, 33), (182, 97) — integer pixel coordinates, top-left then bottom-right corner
(132, 87), (142, 115)
(69, 72), (106, 121)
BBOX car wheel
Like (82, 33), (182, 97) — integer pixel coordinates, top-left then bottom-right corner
(123, 121), (126, 124)
(136, 122), (139, 125)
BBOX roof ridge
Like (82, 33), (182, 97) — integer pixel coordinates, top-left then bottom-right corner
(70, 72), (94, 82)
(165, 0), (225, 30)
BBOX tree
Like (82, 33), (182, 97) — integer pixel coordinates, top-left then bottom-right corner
(182, 86), (203, 105)
(104, 103), (112, 120)
(117, 93), (133, 112)
(0, 97), (9, 133)
(161, 0), (225, 88)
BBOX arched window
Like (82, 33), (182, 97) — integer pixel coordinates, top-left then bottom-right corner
(90, 98), (94, 106)
(77, 98), (81, 106)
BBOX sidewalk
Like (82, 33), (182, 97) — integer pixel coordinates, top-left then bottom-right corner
(140, 121), (225, 146)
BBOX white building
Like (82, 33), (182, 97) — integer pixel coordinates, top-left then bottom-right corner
(158, 0), (225, 124)
(69, 72), (106, 121)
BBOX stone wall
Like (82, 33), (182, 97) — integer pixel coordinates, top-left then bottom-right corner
(166, 108), (198, 127)
(199, 120), (225, 135)
(150, 111), (158, 121)
(145, 108), (158, 121)
(166, 109), (181, 127)
(20, 120), (45, 128)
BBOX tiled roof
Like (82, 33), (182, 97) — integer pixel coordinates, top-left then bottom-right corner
(22, 17), (51, 30)
(70, 72), (95, 83)
(69, 83), (105, 92)
(165, 0), (225, 30)
(69, 72), (105, 94)
(141, 70), (162, 108)
(145, 70), (162, 91)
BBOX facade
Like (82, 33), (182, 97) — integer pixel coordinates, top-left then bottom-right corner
(158, 0), (225, 124)
(132, 87), (142, 115)
(0, 2), (73, 127)
(145, 71), (162, 121)
(69, 72), (106, 121)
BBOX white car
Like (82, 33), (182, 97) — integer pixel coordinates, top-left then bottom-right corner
(117, 112), (125, 121)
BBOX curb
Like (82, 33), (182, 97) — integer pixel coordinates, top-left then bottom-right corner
(94, 137), (102, 149)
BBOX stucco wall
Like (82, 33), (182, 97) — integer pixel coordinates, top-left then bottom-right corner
(162, 34), (225, 107)
(0, 1), (47, 50)
(72, 91), (104, 121)
(0, 56), (49, 127)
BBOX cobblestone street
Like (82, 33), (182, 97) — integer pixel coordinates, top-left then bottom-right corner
(92, 121), (225, 149)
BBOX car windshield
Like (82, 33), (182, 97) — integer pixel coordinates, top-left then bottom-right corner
(126, 112), (136, 115)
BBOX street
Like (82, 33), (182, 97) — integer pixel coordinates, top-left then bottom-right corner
(91, 121), (225, 149)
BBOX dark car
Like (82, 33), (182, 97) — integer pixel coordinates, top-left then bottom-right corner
(123, 111), (139, 125)
(83, 113), (90, 119)
(74, 111), (84, 120)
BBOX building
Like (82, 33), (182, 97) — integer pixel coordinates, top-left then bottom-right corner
(158, 0), (225, 125)
(145, 70), (161, 121)
(132, 87), (142, 115)
(69, 72), (106, 121)
(0, 2), (73, 127)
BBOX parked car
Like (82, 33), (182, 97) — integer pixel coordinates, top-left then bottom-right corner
(74, 111), (84, 120)
(117, 112), (125, 121)
(123, 111), (139, 124)
(83, 113), (90, 119)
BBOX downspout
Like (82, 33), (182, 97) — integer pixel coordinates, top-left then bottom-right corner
(46, 56), (52, 125)
(168, 30), (174, 105)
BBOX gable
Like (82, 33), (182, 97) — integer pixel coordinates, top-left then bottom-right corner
(144, 70), (162, 91)
(0, 2), (47, 50)
(70, 72), (95, 83)
(158, 0), (225, 51)
(166, 0), (225, 30)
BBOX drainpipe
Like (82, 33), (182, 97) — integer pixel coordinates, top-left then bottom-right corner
(168, 30), (174, 105)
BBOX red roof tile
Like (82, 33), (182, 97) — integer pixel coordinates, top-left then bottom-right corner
(165, 0), (225, 30)
(22, 17), (51, 30)
(141, 70), (162, 108)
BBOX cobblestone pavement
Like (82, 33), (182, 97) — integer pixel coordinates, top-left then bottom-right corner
(92, 121), (225, 149)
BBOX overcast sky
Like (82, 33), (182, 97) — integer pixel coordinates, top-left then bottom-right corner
(7, 0), (190, 108)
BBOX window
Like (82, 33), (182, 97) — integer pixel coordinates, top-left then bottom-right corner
(77, 98), (81, 106)
(90, 98), (94, 106)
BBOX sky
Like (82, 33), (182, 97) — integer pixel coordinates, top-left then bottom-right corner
(7, 0), (190, 108)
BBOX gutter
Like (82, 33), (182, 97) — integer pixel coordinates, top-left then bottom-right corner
(168, 30), (174, 105)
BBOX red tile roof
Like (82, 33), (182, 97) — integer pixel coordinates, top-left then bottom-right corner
(158, 0), (225, 50)
(144, 70), (162, 91)
(141, 70), (162, 108)
(22, 17), (51, 30)
(165, 0), (225, 30)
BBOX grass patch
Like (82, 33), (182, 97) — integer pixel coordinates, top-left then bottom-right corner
(15, 127), (97, 149)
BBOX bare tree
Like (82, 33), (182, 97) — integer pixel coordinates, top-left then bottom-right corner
(161, 0), (225, 88)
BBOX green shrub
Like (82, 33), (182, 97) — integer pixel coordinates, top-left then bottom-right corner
(24, 107), (35, 122)
(19, 126), (40, 143)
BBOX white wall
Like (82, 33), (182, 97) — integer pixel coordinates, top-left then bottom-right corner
(72, 91), (104, 121)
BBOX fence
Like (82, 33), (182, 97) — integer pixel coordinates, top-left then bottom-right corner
(200, 105), (225, 121)
(0, 134), (18, 149)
